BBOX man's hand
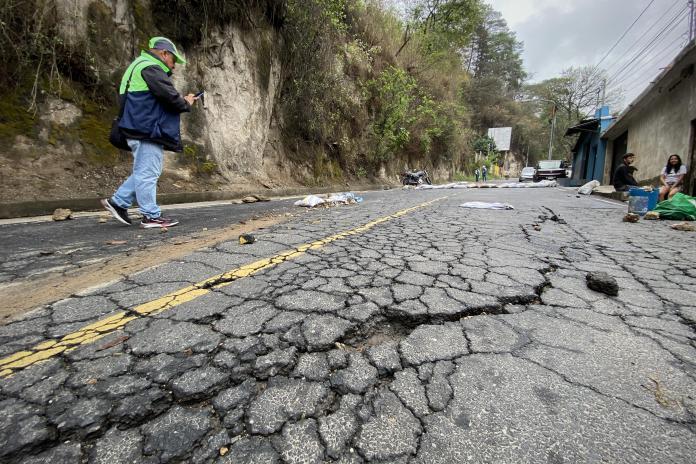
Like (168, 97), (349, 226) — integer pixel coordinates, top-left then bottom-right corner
(184, 93), (196, 106)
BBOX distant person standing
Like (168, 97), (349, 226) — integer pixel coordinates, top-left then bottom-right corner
(474, 168), (480, 182)
(659, 154), (687, 200)
(102, 37), (198, 228)
(481, 165), (488, 182)
(613, 152), (639, 192)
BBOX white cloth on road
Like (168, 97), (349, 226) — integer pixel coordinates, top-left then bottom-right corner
(460, 201), (514, 210)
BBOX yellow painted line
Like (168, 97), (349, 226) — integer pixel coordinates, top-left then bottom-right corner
(0, 197), (445, 377)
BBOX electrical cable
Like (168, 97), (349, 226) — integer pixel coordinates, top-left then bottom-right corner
(606, 6), (688, 85)
(620, 36), (689, 97)
(602, 0), (683, 75)
(608, 32), (687, 93)
(593, 0), (659, 70)
(607, 25), (688, 87)
(606, 5), (688, 84)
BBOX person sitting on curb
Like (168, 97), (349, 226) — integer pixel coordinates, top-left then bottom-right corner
(102, 37), (198, 229)
(613, 152), (639, 192)
(659, 154), (687, 201)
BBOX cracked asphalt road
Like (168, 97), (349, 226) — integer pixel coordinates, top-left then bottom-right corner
(1, 187), (695, 463)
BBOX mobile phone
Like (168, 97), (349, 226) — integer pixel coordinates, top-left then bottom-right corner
(194, 90), (204, 98)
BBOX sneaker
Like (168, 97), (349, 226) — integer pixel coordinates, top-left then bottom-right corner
(101, 198), (132, 225)
(141, 216), (179, 228)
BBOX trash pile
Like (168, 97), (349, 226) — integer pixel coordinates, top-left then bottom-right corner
(294, 192), (364, 208)
(418, 180), (557, 190)
(622, 192), (696, 230)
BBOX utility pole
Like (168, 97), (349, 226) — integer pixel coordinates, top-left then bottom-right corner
(690, 0), (695, 42)
(547, 103), (557, 160)
(525, 146), (529, 168)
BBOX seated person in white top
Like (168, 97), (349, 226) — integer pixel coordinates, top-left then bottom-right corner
(659, 154), (687, 201)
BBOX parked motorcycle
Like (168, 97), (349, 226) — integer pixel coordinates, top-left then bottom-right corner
(401, 169), (432, 186)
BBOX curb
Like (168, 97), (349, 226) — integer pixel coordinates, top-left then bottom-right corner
(0, 183), (395, 219)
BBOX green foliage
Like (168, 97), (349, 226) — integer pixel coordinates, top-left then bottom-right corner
(472, 134), (495, 154)
(280, 0), (357, 145)
(366, 66), (417, 162)
(180, 144), (218, 176)
(0, 90), (37, 144)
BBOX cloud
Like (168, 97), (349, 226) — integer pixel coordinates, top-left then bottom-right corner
(488, 0), (679, 81)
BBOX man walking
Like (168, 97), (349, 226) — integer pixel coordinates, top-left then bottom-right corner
(102, 37), (197, 228)
(474, 168), (480, 182)
(481, 165), (488, 182)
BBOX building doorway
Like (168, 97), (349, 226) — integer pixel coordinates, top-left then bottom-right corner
(610, 131), (628, 183)
(688, 119), (696, 196)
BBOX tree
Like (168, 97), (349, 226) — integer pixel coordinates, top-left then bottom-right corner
(523, 66), (623, 158)
(460, 4), (528, 161)
(395, 0), (482, 58)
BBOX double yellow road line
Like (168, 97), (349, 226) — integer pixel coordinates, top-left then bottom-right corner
(0, 197), (444, 378)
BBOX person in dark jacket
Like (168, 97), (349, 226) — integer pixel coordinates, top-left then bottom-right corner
(102, 37), (197, 228)
(613, 152), (639, 192)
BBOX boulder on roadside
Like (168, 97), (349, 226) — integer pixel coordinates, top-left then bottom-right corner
(53, 208), (72, 221)
(586, 272), (619, 296)
(241, 196), (258, 203)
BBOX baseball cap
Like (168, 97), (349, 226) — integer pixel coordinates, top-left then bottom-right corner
(149, 37), (186, 64)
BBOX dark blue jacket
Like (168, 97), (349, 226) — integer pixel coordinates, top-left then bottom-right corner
(117, 51), (190, 152)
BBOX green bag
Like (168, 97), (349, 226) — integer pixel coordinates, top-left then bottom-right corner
(653, 193), (696, 221)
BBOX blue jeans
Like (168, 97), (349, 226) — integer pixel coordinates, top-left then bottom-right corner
(112, 139), (163, 219)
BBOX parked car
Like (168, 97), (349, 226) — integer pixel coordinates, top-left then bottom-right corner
(534, 160), (567, 181)
(519, 166), (536, 182)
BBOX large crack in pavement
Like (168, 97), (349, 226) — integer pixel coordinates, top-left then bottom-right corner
(1, 190), (695, 463)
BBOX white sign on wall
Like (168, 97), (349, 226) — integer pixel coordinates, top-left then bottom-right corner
(487, 127), (512, 151)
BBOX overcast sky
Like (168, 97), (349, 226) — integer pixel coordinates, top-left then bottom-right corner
(487, 0), (689, 105)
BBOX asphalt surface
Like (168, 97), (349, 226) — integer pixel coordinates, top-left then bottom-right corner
(0, 198), (298, 285)
(1, 187), (695, 463)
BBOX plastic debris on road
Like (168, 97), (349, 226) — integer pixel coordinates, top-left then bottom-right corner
(419, 180), (557, 189)
(294, 192), (364, 208)
(417, 182), (473, 189)
(652, 193), (696, 221)
(577, 180), (600, 195)
(460, 201), (514, 210)
(498, 180), (558, 188)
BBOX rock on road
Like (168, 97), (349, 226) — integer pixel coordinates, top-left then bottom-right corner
(0, 187), (695, 463)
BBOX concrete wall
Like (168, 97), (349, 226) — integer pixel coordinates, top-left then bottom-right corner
(603, 46), (696, 189)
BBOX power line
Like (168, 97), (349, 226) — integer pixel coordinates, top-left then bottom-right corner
(607, 9), (688, 88)
(609, 32), (687, 92)
(606, 6), (688, 85)
(607, 21), (688, 90)
(621, 37), (689, 96)
(593, 0), (658, 70)
(602, 0), (683, 76)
